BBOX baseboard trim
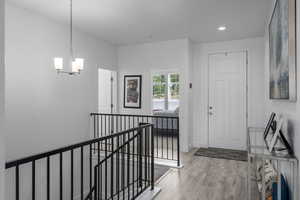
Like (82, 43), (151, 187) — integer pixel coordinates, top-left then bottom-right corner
(135, 187), (161, 200)
(154, 159), (184, 169)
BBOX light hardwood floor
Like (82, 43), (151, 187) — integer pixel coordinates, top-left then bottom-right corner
(154, 149), (248, 200)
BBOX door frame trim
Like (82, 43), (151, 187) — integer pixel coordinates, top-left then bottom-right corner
(207, 50), (249, 149)
(98, 67), (118, 114)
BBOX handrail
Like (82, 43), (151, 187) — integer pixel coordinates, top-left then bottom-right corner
(96, 131), (140, 167)
(91, 112), (180, 167)
(92, 123), (154, 200)
(90, 112), (179, 119)
(5, 124), (150, 169)
(84, 186), (95, 200)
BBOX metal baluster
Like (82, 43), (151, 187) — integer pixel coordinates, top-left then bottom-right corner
(71, 150), (74, 200)
(100, 115), (103, 137)
(105, 115), (107, 136)
(32, 161), (35, 200)
(135, 134), (139, 194)
(93, 115), (96, 139)
(16, 165), (19, 200)
(172, 119), (174, 160)
(155, 117), (158, 158)
(100, 165), (102, 199)
(93, 115), (96, 154)
(97, 115), (99, 138)
(147, 127), (150, 184)
(117, 135), (120, 200)
(101, 115), (103, 150)
(111, 137), (114, 199)
(139, 127), (143, 190)
(247, 155), (251, 200)
(133, 117), (135, 129)
(97, 142), (100, 200)
(109, 115), (111, 135)
(132, 131), (135, 197)
(167, 118), (169, 159)
(112, 114), (114, 133)
(122, 135), (125, 200)
(127, 138), (130, 200)
(151, 125), (154, 190)
(161, 118), (164, 158)
(177, 117), (180, 167)
(94, 167), (98, 200)
(89, 144), (92, 197)
(105, 139), (108, 200)
(60, 153), (63, 200)
(125, 116), (127, 137)
(81, 147), (83, 200)
(121, 116), (124, 133)
(47, 157), (50, 200)
(117, 115), (119, 133)
(145, 127), (148, 185)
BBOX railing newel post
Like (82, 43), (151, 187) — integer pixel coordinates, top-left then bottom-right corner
(177, 117), (180, 167)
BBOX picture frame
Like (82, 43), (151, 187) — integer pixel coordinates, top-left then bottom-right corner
(123, 75), (142, 109)
(269, 0), (297, 101)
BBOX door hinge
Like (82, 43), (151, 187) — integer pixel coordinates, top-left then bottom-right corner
(111, 104), (114, 108)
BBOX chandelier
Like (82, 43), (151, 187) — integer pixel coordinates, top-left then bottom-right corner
(54, 0), (84, 75)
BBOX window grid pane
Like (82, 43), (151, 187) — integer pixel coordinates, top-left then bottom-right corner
(168, 73), (180, 111)
(153, 74), (167, 111)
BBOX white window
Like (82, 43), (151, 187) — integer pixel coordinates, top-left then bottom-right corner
(152, 71), (180, 112)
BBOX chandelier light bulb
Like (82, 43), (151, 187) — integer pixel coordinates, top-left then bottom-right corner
(54, 57), (63, 70)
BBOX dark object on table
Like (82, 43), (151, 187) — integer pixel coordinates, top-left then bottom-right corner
(264, 113), (293, 155)
(264, 112), (276, 148)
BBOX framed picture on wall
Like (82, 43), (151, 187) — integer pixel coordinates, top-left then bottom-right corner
(124, 75), (142, 109)
(269, 0), (296, 101)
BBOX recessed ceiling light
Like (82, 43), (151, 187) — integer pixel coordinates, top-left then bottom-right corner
(218, 26), (227, 31)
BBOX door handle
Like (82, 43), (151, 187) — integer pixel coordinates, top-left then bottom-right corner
(209, 111), (213, 115)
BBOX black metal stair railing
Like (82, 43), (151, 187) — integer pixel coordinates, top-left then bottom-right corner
(92, 123), (154, 200)
(90, 113), (180, 167)
(5, 123), (154, 200)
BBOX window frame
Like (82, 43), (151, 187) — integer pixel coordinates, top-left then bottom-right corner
(151, 69), (180, 112)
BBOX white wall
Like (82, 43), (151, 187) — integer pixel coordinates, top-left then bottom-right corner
(117, 37), (266, 151)
(192, 37), (266, 148)
(264, 0), (300, 183)
(117, 39), (192, 152)
(4, 4), (117, 199)
(0, 0), (5, 198)
(5, 4), (117, 161)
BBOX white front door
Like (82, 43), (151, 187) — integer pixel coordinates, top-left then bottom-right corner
(98, 68), (117, 113)
(208, 51), (247, 150)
